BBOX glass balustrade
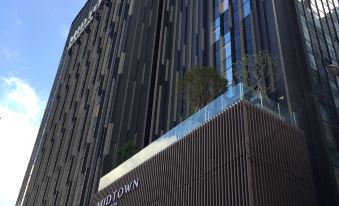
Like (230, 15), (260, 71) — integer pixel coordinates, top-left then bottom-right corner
(99, 83), (297, 190)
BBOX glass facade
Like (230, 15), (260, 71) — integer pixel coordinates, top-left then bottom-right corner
(296, 0), (339, 189)
(213, 0), (253, 87)
(212, 0), (339, 200)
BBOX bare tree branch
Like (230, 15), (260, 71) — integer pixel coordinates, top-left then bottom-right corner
(234, 51), (279, 100)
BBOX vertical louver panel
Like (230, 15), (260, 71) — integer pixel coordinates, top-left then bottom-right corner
(92, 101), (316, 206)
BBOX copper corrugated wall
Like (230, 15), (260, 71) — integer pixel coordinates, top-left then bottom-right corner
(244, 102), (316, 206)
(91, 101), (316, 206)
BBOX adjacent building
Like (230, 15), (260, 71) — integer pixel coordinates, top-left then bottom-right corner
(17, 0), (339, 205)
(212, 0), (339, 205)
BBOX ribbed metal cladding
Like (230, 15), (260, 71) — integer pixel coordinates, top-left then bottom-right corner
(245, 102), (316, 206)
(91, 101), (316, 206)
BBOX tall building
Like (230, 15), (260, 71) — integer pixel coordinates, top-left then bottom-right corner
(212, 0), (339, 205)
(17, 0), (212, 205)
(277, 0), (339, 204)
(292, 1), (339, 204)
(18, 0), (339, 205)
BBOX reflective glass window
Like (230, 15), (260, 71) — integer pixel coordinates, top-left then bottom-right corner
(225, 56), (232, 69)
(320, 106), (330, 122)
(334, 167), (339, 189)
(224, 32), (231, 43)
(225, 42), (232, 56)
(216, 50), (221, 65)
(308, 52), (317, 70)
(333, 94), (339, 109)
(324, 122), (336, 148)
(214, 27), (220, 41)
(235, 50), (241, 60)
(232, 0), (238, 12)
(235, 35), (241, 51)
(331, 149), (339, 167)
(247, 41), (253, 54)
(306, 41), (313, 53)
(226, 68), (233, 86)
(223, 0), (229, 10)
(214, 17), (220, 29)
(215, 40), (220, 51)
(246, 27), (252, 41)
(243, 1), (250, 17)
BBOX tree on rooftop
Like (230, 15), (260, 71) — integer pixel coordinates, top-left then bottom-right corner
(116, 140), (138, 165)
(234, 51), (278, 103)
(176, 67), (227, 113)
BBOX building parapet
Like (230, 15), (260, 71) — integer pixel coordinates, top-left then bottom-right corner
(99, 83), (297, 190)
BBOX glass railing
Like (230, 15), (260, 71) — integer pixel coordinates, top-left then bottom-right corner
(160, 83), (248, 142)
(98, 83), (297, 190)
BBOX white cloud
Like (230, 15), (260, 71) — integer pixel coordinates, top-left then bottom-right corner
(0, 77), (46, 206)
(0, 47), (20, 61)
(12, 12), (22, 25)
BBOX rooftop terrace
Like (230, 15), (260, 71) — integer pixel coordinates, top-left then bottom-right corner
(98, 83), (297, 191)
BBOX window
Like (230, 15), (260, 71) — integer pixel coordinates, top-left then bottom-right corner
(313, 13), (321, 29)
(323, 123), (336, 148)
(225, 56), (232, 69)
(225, 42), (232, 56)
(214, 17), (220, 29)
(216, 50), (221, 66)
(333, 95), (339, 109)
(226, 67), (233, 86)
(328, 45), (336, 61)
(247, 41), (253, 54)
(308, 52), (317, 70)
(221, 0), (229, 13)
(306, 41), (313, 52)
(224, 32), (231, 43)
(214, 27), (220, 41)
(331, 149), (339, 167)
(300, 15), (311, 42)
(243, 0), (250, 17)
(320, 106), (330, 122)
(245, 25), (252, 41)
(334, 167), (339, 189)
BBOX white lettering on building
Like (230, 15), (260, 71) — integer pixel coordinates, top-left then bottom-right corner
(97, 178), (140, 206)
(67, 0), (103, 50)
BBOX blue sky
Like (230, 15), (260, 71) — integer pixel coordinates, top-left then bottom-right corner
(0, 0), (86, 205)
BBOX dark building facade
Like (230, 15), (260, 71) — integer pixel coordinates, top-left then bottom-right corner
(212, 0), (339, 205)
(17, 0), (339, 205)
(92, 101), (316, 206)
(288, 1), (339, 204)
(17, 0), (212, 205)
(273, 0), (339, 205)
